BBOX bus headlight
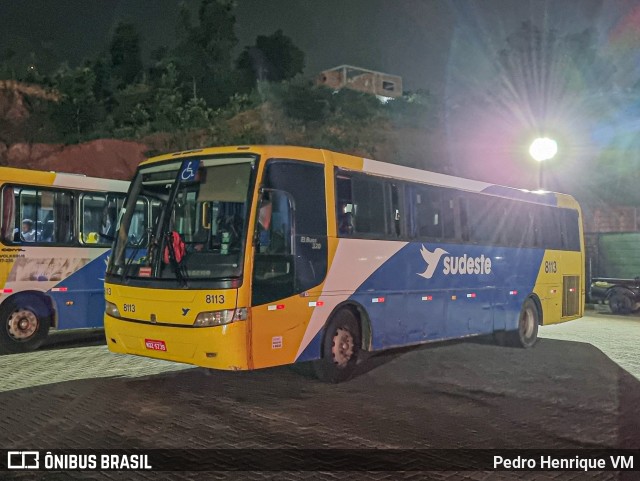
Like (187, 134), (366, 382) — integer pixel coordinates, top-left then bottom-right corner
(105, 301), (121, 318)
(193, 308), (247, 327)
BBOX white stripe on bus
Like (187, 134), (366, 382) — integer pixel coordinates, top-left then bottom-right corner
(295, 238), (407, 359)
(362, 158), (492, 192)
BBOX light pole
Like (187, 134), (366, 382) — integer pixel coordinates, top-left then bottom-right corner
(529, 137), (557, 190)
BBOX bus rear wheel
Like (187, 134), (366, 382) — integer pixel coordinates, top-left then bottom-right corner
(313, 309), (361, 383)
(505, 298), (539, 348)
(0, 297), (50, 354)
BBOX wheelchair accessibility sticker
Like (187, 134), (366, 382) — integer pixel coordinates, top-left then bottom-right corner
(179, 159), (200, 182)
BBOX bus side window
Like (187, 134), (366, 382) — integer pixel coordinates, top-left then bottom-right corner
(541, 207), (563, 250)
(18, 188), (38, 243)
(468, 195), (503, 245)
(1, 186), (15, 243)
(53, 191), (74, 243)
(336, 176), (354, 236)
(441, 191), (456, 239)
(387, 182), (402, 238)
(413, 185), (443, 239)
(39, 191), (57, 243)
(351, 175), (386, 236)
(528, 206), (542, 248)
(562, 209), (581, 251)
(80, 194), (106, 244)
(527, 208), (540, 248)
(456, 195), (470, 242)
(502, 202), (527, 247)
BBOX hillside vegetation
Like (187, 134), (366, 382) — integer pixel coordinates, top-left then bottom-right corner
(2, 1), (640, 204)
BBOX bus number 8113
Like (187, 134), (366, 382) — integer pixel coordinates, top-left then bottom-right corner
(206, 294), (225, 304)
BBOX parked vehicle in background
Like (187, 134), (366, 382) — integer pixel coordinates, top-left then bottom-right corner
(590, 277), (640, 314)
(585, 232), (640, 314)
(0, 167), (133, 353)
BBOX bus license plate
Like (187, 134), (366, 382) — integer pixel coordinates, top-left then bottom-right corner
(145, 339), (167, 351)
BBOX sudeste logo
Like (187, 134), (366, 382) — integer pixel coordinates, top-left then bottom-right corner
(417, 245), (492, 279)
(417, 245), (448, 279)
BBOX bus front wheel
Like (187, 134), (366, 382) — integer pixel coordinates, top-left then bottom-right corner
(0, 297), (51, 354)
(313, 309), (361, 383)
(505, 298), (539, 348)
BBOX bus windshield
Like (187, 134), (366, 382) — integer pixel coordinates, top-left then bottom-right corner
(108, 156), (256, 284)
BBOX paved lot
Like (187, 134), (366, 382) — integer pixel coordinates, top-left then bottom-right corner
(0, 313), (638, 481)
(540, 309), (640, 380)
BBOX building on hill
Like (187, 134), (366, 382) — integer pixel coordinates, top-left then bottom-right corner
(316, 65), (402, 100)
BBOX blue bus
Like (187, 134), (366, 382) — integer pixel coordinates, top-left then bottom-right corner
(0, 167), (134, 353)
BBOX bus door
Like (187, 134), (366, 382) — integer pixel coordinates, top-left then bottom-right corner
(250, 160), (328, 369)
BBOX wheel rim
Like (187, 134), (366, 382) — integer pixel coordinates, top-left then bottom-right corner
(331, 327), (354, 368)
(520, 307), (535, 339)
(7, 309), (39, 341)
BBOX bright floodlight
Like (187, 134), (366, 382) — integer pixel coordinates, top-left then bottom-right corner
(529, 137), (557, 162)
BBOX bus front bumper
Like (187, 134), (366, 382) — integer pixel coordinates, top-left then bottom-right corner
(104, 315), (249, 370)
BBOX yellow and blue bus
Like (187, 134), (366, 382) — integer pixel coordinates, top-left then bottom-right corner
(0, 167), (133, 353)
(105, 146), (584, 382)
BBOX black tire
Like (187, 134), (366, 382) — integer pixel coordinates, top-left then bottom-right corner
(505, 298), (539, 348)
(313, 309), (361, 383)
(0, 297), (51, 354)
(608, 291), (633, 315)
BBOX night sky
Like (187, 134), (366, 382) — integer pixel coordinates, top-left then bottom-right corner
(0, 0), (616, 93)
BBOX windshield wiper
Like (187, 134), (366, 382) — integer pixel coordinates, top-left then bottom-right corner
(164, 231), (189, 287)
(122, 228), (152, 281)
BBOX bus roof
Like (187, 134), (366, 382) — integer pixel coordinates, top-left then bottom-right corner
(0, 166), (129, 192)
(141, 145), (578, 208)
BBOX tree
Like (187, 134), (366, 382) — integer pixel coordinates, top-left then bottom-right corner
(280, 80), (331, 122)
(150, 63), (185, 131)
(172, 0), (238, 108)
(237, 29), (305, 86)
(0, 37), (60, 82)
(109, 22), (143, 88)
(0, 48), (18, 79)
(87, 56), (113, 105)
(110, 82), (153, 135)
(178, 97), (212, 129)
(50, 65), (100, 139)
(493, 21), (615, 129)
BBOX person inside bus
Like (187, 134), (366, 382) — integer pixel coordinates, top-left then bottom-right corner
(256, 194), (289, 255)
(99, 205), (117, 241)
(257, 194), (285, 254)
(257, 194), (273, 253)
(20, 219), (36, 242)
